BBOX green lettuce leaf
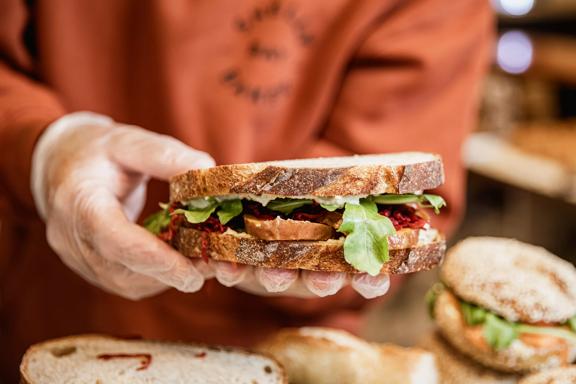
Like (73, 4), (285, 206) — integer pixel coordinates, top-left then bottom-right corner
(422, 194), (446, 214)
(320, 203), (341, 212)
(338, 200), (396, 276)
(484, 313), (519, 350)
(217, 200), (243, 224)
(568, 316), (576, 333)
(425, 283), (445, 319)
(266, 198), (313, 214)
(517, 324), (576, 344)
(461, 301), (488, 325)
(143, 206), (171, 235)
(458, 298), (576, 350)
(371, 193), (446, 214)
(172, 206), (216, 224)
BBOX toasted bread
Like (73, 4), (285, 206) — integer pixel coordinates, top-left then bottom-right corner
(174, 227), (445, 274)
(519, 366), (576, 384)
(170, 152), (444, 201)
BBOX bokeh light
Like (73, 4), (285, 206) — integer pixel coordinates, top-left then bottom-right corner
(496, 30), (533, 74)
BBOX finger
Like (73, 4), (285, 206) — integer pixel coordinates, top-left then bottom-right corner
(255, 268), (298, 293)
(351, 273), (391, 299)
(302, 271), (346, 297)
(192, 259), (215, 279)
(88, 193), (205, 293)
(107, 126), (215, 180)
(211, 260), (249, 287)
(89, 257), (169, 300)
(121, 177), (148, 222)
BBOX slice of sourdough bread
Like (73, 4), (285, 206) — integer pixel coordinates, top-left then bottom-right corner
(21, 335), (286, 384)
(257, 327), (438, 384)
(174, 227), (445, 274)
(170, 152), (444, 201)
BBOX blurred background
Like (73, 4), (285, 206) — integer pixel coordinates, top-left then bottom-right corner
(366, 0), (576, 345)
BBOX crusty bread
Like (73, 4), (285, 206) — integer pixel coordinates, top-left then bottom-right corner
(257, 327), (438, 384)
(174, 227), (445, 274)
(170, 152), (444, 201)
(420, 332), (519, 384)
(519, 366), (576, 384)
(440, 237), (576, 323)
(20, 335), (286, 384)
(434, 290), (576, 373)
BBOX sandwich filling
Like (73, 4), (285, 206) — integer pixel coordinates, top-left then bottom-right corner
(427, 283), (576, 351)
(145, 193), (445, 275)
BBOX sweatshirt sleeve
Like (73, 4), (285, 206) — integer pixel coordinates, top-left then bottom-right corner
(304, 0), (494, 235)
(0, 1), (66, 214)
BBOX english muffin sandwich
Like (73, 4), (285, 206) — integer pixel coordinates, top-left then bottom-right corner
(427, 237), (576, 373)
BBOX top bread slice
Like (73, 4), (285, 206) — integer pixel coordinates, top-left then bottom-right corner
(257, 327), (438, 384)
(170, 152), (444, 201)
(440, 237), (576, 324)
(21, 335), (286, 384)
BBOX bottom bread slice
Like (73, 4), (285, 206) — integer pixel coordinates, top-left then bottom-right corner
(174, 227), (446, 274)
(20, 335), (286, 384)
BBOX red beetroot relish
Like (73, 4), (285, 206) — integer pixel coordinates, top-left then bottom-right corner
(159, 201), (429, 242)
(378, 205), (427, 230)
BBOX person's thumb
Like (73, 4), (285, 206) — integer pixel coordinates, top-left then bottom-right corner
(108, 125), (215, 180)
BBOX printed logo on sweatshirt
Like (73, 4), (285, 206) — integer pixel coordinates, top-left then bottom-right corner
(221, 0), (314, 104)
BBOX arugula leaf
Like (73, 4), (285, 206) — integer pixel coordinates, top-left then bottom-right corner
(320, 203), (341, 212)
(461, 301), (488, 325)
(422, 194), (446, 214)
(217, 199), (243, 224)
(425, 283), (445, 319)
(338, 200), (396, 276)
(371, 193), (446, 214)
(266, 199), (313, 214)
(568, 316), (576, 333)
(172, 206), (216, 224)
(372, 194), (422, 205)
(483, 313), (519, 350)
(143, 207), (171, 235)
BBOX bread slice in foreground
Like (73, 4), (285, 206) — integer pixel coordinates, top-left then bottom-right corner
(519, 366), (576, 384)
(257, 327), (438, 384)
(170, 152), (444, 201)
(21, 335), (286, 384)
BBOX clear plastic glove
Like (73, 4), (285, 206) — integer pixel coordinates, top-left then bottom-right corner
(32, 112), (215, 300)
(32, 112), (392, 300)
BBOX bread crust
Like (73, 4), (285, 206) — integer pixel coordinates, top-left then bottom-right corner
(173, 227), (445, 274)
(434, 290), (576, 374)
(169, 154), (444, 201)
(20, 334), (287, 384)
(440, 237), (576, 324)
(419, 332), (519, 384)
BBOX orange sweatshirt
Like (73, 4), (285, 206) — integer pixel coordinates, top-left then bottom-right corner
(0, 0), (493, 380)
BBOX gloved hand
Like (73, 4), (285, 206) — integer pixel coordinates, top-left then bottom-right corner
(32, 112), (391, 300)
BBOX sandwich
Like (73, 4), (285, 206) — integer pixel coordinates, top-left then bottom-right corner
(20, 335), (286, 383)
(258, 327), (439, 384)
(426, 237), (576, 373)
(144, 153), (446, 276)
(519, 366), (576, 384)
(420, 332), (519, 384)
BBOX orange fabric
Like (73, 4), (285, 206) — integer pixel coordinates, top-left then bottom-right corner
(0, 0), (493, 380)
